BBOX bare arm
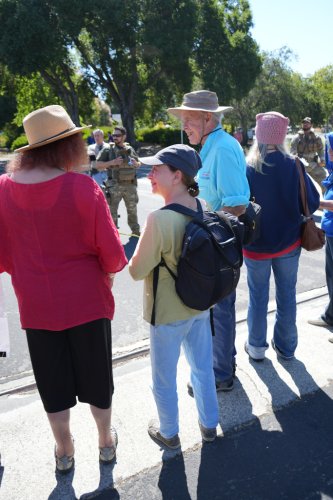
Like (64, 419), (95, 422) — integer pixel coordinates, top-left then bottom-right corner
(95, 157), (124, 170)
(320, 200), (333, 211)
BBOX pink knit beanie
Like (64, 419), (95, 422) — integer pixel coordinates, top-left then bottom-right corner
(255, 111), (289, 145)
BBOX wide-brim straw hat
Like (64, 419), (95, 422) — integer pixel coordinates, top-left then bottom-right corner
(16, 105), (91, 152)
(167, 90), (233, 118)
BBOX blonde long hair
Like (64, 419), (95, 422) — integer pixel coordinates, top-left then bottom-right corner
(246, 140), (289, 173)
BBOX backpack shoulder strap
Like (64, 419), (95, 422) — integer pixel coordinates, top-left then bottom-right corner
(295, 156), (310, 216)
(162, 198), (203, 217)
(151, 264), (160, 326)
(151, 259), (177, 325)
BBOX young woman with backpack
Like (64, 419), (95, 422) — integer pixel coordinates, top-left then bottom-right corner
(129, 144), (219, 451)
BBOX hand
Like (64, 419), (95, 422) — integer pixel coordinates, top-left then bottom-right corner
(109, 273), (115, 289)
(222, 205), (246, 216)
(111, 157), (123, 167)
(130, 158), (140, 168)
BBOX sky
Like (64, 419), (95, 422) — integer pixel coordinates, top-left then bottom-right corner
(249, 0), (332, 76)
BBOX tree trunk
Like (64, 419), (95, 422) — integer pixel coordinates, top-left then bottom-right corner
(121, 108), (136, 147)
(61, 91), (80, 126)
(117, 83), (136, 147)
(242, 128), (249, 147)
(240, 118), (249, 147)
(41, 68), (81, 125)
(74, 38), (139, 145)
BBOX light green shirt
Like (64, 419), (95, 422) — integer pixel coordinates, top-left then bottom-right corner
(129, 209), (202, 325)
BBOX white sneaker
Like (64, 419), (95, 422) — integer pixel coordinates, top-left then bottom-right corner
(244, 341), (265, 362)
(307, 317), (331, 327)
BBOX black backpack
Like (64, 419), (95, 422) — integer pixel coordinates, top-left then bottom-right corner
(151, 199), (244, 325)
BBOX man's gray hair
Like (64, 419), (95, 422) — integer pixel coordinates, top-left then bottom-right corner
(93, 129), (104, 136)
(212, 112), (224, 125)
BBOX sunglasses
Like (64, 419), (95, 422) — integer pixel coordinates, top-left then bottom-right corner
(112, 133), (123, 137)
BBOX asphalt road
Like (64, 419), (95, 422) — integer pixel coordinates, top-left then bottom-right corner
(115, 381), (333, 500)
(0, 174), (327, 384)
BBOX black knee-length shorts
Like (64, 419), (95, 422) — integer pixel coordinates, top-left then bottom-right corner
(26, 318), (113, 413)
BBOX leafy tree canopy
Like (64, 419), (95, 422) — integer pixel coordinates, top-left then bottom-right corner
(311, 65), (333, 125)
(0, 0), (262, 143)
(195, 0), (262, 102)
(229, 47), (326, 142)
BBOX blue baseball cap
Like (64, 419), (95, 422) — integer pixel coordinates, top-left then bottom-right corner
(140, 144), (202, 177)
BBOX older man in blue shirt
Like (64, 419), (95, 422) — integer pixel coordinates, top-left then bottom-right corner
(168, 90), (249, 392)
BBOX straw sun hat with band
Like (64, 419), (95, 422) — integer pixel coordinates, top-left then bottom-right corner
(15, 105), (91, 152)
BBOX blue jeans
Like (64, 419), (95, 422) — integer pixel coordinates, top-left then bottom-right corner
(212, 291), (236, 382)
(322, 236), (333, 325)
(150, 311), (219, 438)
(245, 246), (301, 358)
(91, 171), (107, 187)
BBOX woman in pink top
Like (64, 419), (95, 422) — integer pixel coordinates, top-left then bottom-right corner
(0, 105), (127, 474)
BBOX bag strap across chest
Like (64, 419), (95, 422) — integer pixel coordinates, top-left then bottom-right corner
(161, 198), (203, 217)
(295, 157), (310, 217)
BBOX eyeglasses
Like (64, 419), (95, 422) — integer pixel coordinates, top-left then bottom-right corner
(112, 134), (123, 137)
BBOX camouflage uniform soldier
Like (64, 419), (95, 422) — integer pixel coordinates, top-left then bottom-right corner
(290, 117), (326, 191)
(96, 126), (141, 235)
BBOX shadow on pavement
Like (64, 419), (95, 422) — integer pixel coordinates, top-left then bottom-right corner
(48, 468), (76, 499)
(116, 360), (333, 499)
(79, 461), (118, 500)
(80, 486), (119, 500)
(47, 461), (119, 500)
(158, 454), (191, 500)
(196, 358), (333, 500)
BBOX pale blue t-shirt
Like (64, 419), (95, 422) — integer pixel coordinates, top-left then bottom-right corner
(197, 126), (250, 210)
